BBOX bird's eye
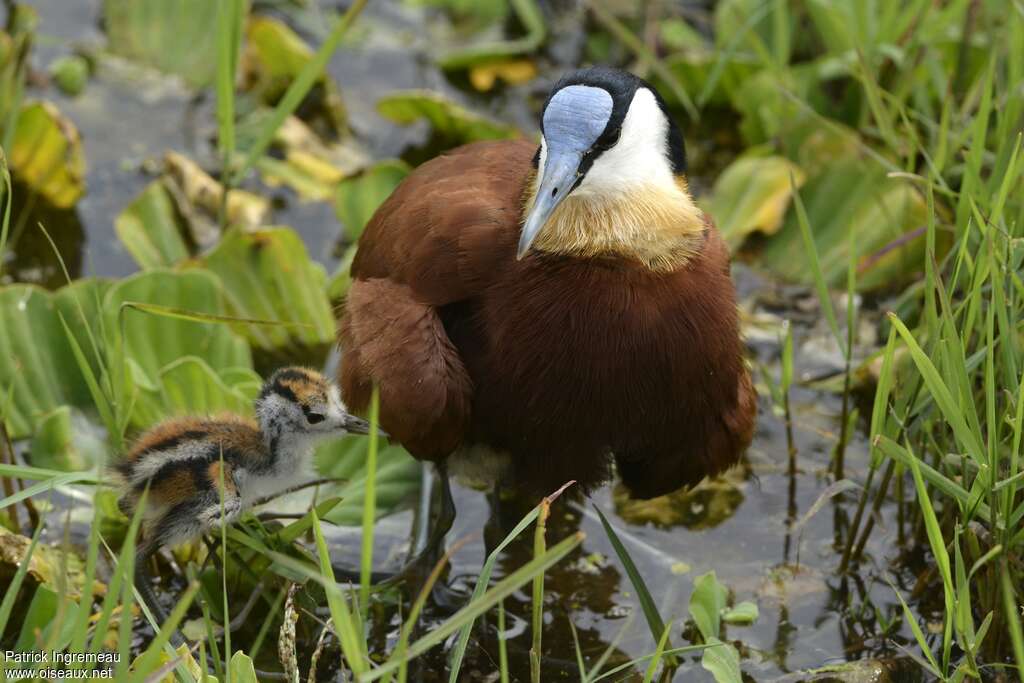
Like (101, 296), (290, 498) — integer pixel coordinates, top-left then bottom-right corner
(306, 413), (325, 425)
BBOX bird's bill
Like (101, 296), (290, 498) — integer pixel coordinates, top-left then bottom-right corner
(517, 149), (582, 259)
(341, 413), (386, 437)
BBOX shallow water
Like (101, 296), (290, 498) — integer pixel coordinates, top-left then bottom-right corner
(5, 1), (933, 680)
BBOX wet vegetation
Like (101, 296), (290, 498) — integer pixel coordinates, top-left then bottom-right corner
(0, 0), (1022, 681)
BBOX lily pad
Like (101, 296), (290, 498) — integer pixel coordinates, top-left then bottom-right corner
(335, 159), (410, 242)
(102, 0), (224, 88)
(705, 153), (806, 248)
(198, 227), (336, 362)
(163, 151), (269, 240)
(242, 113), (367, 201)
(8, 101), (86, 209)
(50, 55), (90, 97)
(114, 181), (190, 270)
(315, 436), (421, 526)
(377, 90), (519, 145)
(241, 15), (347, 133)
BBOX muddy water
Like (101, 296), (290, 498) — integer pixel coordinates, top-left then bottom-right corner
(7, 1), (928, 681)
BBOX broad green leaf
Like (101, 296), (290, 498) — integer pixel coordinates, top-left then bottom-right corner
(690, 571), (728, 641)
(335, 159), (410, 241)
(377, 90), (519, 145)
(701, 637), (743, 683)
(115, 181), (190, 270)
(705, 154), (805, 247)
(315, 436), (420, 525)
(130, 357), (260, 430)
(0, 285), (92, 438)
(227, 651), (259, 683)
(198, 227), (335, 360)
(722, 601), (759, 625)
(8, 101), (85, 208)
(50, 55), (89, 97)
(103, 0), (222, 88)
(29, 406), (106, 472)
(760, 159), (930, 291)
(243, 16), (318, 102)
(15, 584), (76, 652)
(103, 270), (252, 419)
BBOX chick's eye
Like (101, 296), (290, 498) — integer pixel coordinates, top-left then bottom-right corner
(306, 413), (325, 425)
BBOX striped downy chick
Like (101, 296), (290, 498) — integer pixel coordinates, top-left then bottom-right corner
(117, 367), (371, 624)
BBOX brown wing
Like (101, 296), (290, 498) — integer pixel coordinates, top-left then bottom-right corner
(338, 139), (537, 459)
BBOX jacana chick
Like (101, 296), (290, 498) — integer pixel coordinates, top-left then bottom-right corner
(116, 366), (372, 625)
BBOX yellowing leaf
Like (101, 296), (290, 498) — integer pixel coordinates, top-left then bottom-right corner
(468, 58), (537, 92)
(705, 154), (805, 247)
(8, 101), (85, 209)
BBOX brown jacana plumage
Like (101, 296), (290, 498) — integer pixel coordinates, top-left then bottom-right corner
(337, 68), (756, 575)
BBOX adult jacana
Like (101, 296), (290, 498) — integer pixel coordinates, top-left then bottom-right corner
(337, 66), (756, 575)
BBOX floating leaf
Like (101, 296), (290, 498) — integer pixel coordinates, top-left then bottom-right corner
(706, 154), (805, 247)
(199, 227), (335, 361)
(722, 601), (759, 625)
(103, 0), (224, 88)
(8, 101), (85, 209)
(164, 151), (269, 237)
(377, 90), (519, 145)
(50, 55), (89, 97)
(335, 159), (410, 241)
(243, 16), (317, 102)
(241, 15), (347, 132)
(315, 436), (420, 525)
(244, 114), (367, 200)
(114, 181), (190, 270)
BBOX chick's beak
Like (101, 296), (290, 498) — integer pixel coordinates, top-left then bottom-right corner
(341, 413), (389, 438)
(518, 149), (581, 259)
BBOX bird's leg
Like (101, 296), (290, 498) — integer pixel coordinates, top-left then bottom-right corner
(134, 543), (175, 635)
(380, 462), (461, 611)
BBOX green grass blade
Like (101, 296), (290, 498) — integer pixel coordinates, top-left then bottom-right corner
(593, 505), (674, 665)
(792, 176), (844, 353)
(366, 531), (585, 682)
(449, 482), (575, 681)
(234, 0), (370, 183)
